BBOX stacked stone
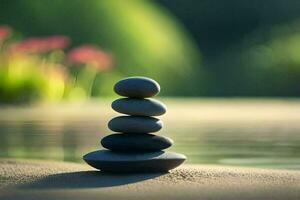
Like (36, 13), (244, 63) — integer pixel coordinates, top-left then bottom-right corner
(84, 77), (186, 173)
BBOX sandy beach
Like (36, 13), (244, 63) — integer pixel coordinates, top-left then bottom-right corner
(0, 159), (299, 200)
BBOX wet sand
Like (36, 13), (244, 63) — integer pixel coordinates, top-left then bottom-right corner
(0, 159), (300, 200)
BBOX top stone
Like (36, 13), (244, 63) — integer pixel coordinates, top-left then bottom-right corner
(114, 77), (160, 98)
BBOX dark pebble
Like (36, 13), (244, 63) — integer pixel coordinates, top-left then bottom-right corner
(83, 150), (186, 173)
(114, 77), (160, 98)
(101, 133), (173, 151)
(108, 116), (162, 133)
(112, 98), (166, 116)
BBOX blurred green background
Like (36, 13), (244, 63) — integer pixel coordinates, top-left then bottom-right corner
(1, 0), (300, 104)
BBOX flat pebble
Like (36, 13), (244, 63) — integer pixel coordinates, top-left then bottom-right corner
(114, 77), (160, 98)
(108, 116), (162, 133)
(101, 133), (173, 151)
(83, 150), (186, 173)
(112, 98), (166, 116)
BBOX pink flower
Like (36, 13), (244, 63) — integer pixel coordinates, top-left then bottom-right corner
(0, 26), (11, 41)
(10, 35), (70, 53)
(44, 36), (70, 50)
(67, 45), (113, 71)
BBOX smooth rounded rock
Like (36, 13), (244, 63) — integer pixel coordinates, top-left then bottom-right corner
(83, 150), (186, 173)
(101, 133), (173, 151)
(108, 116), (162, 133)
(114, 77), (160, 98)
(112, 98), (166, 116)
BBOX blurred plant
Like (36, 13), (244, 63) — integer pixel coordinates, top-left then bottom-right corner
(66, 45), (113, 99)
(0, 51), (69, 103)
(237, 20), (300, 96)
(0, 26), (11, 41)
(0, 26), (114, 104)
(10, 35), (70, 54)
(67, 45), (113, 70)
(0, 0), (203, 96)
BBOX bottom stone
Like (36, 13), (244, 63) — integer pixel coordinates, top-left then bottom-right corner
(83, 150), (186, 173)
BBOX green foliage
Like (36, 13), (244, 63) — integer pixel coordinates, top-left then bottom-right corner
(223, 20), (300, 96)
(0, 54), (66, 103)
(158, 0), (300, 96)
(0, 0), (203, 96)
(3, 0), (299, 98)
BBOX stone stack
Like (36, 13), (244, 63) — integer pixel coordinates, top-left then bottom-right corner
(83, 77), (186, 173)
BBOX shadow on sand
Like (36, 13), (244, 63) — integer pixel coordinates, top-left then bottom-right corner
(20, 170), (166, 189)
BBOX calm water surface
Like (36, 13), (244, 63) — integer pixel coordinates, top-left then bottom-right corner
(0, 99), (300, 170)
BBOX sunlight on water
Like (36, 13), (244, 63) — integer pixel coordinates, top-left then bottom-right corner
(0, 99), (300, 170)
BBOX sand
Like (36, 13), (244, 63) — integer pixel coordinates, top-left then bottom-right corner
(0, 159), (300, 200)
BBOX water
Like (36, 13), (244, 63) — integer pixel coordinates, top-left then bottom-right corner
(0, 99), (300, 170)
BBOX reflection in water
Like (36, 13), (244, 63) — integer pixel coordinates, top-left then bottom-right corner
(1, 101), (300, 170)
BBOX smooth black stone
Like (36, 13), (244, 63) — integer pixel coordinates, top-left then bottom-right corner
(101, 133), (173, 151)
(114, 77), (160, 98)
(83, 150), (186, 173)
(112, 98), (166, 116)
(108, 116), (162, 133)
